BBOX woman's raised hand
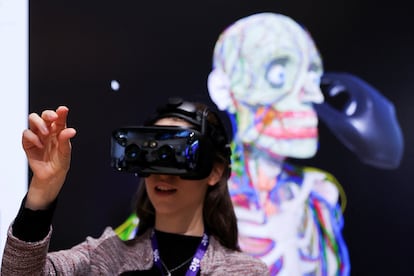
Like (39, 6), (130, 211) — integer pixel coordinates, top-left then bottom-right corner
(23, 106), (77, 210)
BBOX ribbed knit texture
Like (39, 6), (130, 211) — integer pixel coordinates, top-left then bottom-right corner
(1, 227), (269, 275)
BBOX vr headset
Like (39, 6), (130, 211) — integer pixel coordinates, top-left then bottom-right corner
(110, 97), (229, 180)
(111, 126), (214, 179)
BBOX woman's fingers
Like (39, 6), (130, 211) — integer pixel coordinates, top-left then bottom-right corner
(27, 106), (70, 136)
(28, 112), (49, 135)
(58, 127), (77, 155)
(54, 106), (76, 155)
(54, 106), (69, 132)
(28, 108), (60, 134)
(24, 106), (76, 156)
(22, 128), (44, 149)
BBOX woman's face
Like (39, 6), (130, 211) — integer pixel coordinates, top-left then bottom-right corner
(144, 118), (218, 217)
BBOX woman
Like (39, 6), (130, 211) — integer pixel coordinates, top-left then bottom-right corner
(1, 98), (269, 275)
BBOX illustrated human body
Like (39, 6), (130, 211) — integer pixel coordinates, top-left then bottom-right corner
(207, 13), (349, 275)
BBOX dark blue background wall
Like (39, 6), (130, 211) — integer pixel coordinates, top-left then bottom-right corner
(29, 1), (413, 275)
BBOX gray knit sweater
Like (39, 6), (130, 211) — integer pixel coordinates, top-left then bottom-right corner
(1, 226), (269, 275)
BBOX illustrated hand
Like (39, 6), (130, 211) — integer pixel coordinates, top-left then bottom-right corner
(23, 106), (77, 210)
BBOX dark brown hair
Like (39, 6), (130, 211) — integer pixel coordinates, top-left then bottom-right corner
(133, 101), (240, 251)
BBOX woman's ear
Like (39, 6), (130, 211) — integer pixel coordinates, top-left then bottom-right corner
(207, 163), (225, 186)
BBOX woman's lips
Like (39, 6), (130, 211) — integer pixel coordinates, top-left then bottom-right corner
(155, 185), (177, 195)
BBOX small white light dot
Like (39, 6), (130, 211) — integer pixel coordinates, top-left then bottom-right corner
(111, 80), (120, 91)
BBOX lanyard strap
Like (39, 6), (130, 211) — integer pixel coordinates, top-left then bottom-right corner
(151, 230), (209, 276)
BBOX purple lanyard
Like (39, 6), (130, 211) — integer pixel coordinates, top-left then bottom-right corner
(151, 229), (209, 276)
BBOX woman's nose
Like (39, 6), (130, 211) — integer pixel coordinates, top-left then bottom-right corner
(151, 173), (177, 182)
